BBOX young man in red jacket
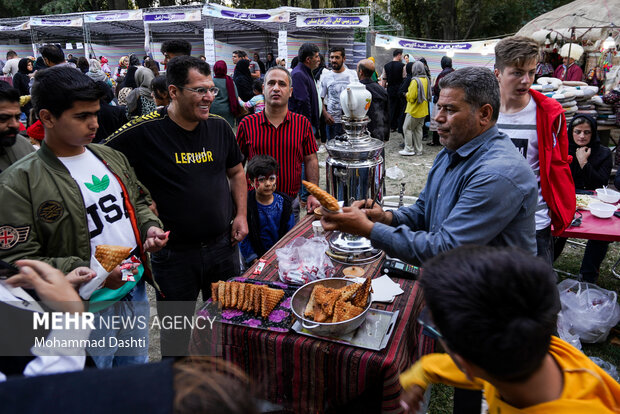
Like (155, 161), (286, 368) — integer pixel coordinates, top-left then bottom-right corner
(494, 36), (575, 266)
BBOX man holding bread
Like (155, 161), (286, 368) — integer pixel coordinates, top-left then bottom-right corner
(321, 67), (539, 265)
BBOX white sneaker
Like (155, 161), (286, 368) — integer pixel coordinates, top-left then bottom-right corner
(317, 145), (327, 154)
(399, 149), (416, 156)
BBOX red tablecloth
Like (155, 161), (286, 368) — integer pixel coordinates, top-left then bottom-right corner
(189, 214), (434, 413)
(559, 210), (620, 242)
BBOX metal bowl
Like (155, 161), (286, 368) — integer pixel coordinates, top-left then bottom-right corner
(291, 278), (371, 337)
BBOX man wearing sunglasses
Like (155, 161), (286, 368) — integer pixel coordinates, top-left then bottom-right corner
(0, 81), (34, 173)
(106, 56), (247, 357)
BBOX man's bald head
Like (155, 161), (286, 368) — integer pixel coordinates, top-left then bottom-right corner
(357, 59), (375, 79)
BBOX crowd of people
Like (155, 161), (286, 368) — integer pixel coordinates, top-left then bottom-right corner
(0, 34), (618, 413)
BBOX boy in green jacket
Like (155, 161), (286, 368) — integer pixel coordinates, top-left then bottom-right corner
(0, 66), (168, 368)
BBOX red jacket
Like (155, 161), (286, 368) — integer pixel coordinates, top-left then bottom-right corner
(529, 89), (576, 235)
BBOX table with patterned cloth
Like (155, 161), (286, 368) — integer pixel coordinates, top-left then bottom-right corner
(189, 214), (434, 413)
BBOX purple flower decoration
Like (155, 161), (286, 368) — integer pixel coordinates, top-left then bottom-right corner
(222, 309), (243, 319)
(272, 281), (288, 289)
(281, 297), (292, 308)
(244, 319), (262, 327)
(270, 327), (288, 333)
(268, 309), (289, 323)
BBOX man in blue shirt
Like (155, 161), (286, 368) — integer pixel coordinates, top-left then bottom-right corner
(322, 67), (538, 265)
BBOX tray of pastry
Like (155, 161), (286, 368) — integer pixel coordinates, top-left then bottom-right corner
(196, 277), (296, 333)
(291, 308), (399, 351)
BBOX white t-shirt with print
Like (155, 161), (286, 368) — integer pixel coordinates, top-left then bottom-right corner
(58, 149), (137, 255)
(319, 68), (359, 124)
(497, 96), (551, 230)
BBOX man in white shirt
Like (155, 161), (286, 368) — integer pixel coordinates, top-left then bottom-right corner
(2, 51), (20, 77)
(319, 47), (358, 142)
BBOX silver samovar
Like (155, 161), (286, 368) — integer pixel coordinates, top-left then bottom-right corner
(324, 81), (384, 265)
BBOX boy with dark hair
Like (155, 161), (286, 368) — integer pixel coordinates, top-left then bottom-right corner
(494, 36), (575, 266)
(0, 65), (168, 368)
(400, 245), (620, 413)
(240, 155), (294, 265)
(161, 39), (192, 65)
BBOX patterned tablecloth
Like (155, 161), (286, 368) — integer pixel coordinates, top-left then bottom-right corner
(189, 214), (435, 413)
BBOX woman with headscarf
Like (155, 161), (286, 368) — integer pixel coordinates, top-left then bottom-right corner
(233, 59), (254, 102)
(400, 61), (430, 156)
(417, 57), (432, 140)
(126, 66), (157, 118)
(86, 59), (113, 88)
(211, 60), (241, 127)
(13, 58), (33, 116)
(554, 114), (613, 283)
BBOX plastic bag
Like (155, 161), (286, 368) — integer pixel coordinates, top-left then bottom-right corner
(556, 311), (582, 350)
(275, 236), (334, 285)
(589, 357), (620, 382)
(557, 279), (620, 344)
(386, 165), (405, 180)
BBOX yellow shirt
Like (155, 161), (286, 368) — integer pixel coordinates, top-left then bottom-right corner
(405, 77), (430, 118)
(400, 336), (620, 413)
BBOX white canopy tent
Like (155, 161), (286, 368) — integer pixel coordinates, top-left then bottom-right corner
(0, 3), (401, 73)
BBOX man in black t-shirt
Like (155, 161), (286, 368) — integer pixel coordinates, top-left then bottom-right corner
(106, 56), (248, 357)
(380, 49), (405, 131)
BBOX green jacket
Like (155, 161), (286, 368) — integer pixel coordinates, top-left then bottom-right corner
(0, 141), (162, 283)
(0, 135), (35, 173)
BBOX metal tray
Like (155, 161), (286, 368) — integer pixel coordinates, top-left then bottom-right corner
(291, 308), (399, 351)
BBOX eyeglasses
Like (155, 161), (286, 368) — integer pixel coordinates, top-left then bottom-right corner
(570, 210), (583, 227)
(417, 307), (442, 340)
(178, 86), (219, 97)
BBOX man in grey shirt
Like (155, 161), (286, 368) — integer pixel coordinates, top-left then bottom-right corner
(322, 67), (538, 264)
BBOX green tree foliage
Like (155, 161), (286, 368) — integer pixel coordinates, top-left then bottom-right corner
(391, 0), (573, 40)
(0, 0), (569, 42)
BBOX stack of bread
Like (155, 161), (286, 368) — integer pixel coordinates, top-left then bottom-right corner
(304, 278), (372, 323)
(211, 281), (285, 318)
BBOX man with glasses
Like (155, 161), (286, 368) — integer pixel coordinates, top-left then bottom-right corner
(0, 81), (34, 172)
(106, 56), (247, 357)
